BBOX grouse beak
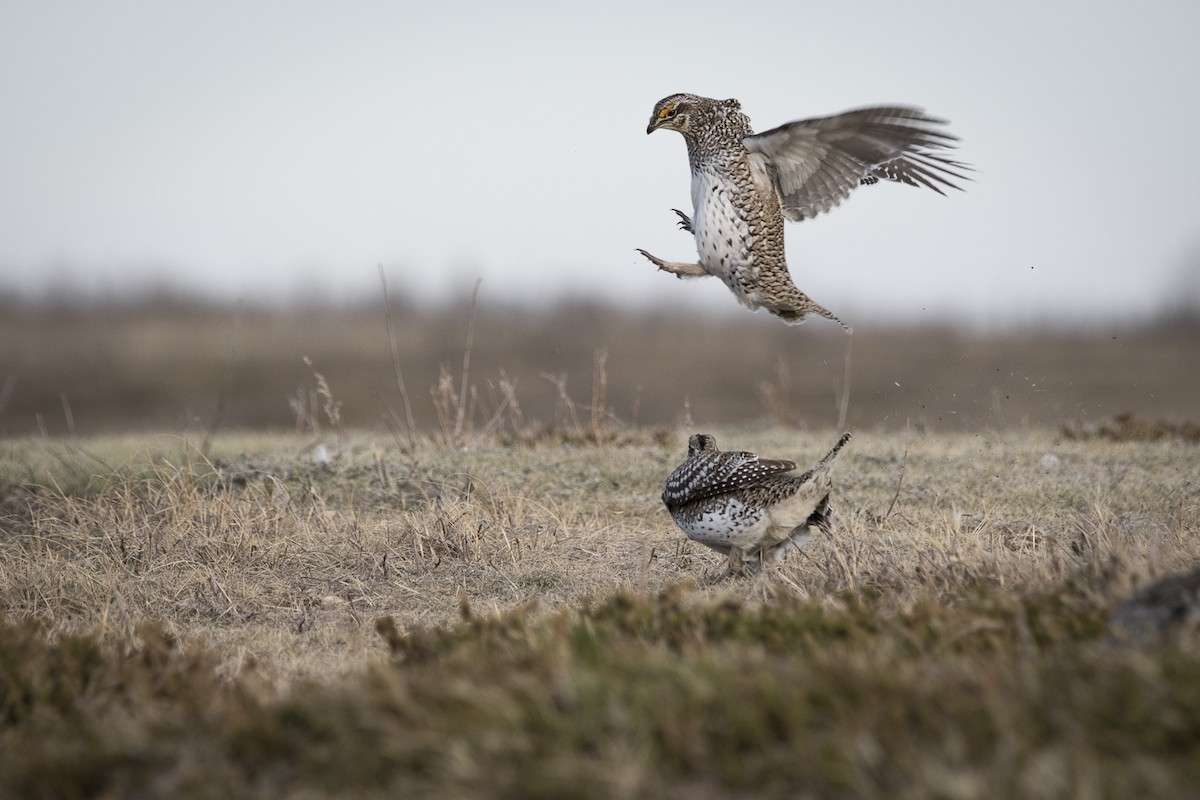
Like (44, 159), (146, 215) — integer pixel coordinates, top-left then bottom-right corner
(646, 120), (657, 135)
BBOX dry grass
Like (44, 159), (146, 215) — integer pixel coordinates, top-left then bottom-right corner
(2, 427), (1199, 796)
(2, 429), (1197, 673)
(0, 433), (1182, 639)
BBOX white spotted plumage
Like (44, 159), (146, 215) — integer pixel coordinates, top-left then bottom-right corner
(691, 168), (753, 289)
(662, 432), (851, 568)
(639, 93), (970, 328)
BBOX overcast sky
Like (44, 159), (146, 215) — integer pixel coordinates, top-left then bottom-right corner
(2, 1), (1198, 326)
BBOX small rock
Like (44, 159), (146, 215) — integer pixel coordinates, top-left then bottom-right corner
(1110, 565), (1200, 645)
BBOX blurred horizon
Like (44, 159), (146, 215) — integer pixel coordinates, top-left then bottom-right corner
(2, 290), (1197, 439)
(7, 256), (1200, 335)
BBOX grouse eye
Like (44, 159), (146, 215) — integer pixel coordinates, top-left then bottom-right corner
(665, 107), (677, 118)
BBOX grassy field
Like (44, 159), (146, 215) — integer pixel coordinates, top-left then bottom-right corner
(2, 424), (1199, 798)
(2, 295), (1199, 795)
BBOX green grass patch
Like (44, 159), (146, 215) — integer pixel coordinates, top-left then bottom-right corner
(4, 580), (1200, 799)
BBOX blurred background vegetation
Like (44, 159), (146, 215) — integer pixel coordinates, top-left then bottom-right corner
(2, 287), (1197, 439)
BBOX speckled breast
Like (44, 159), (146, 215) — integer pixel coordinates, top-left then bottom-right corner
(690, 169), (756, 284)
(670, 496), (772, 550)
